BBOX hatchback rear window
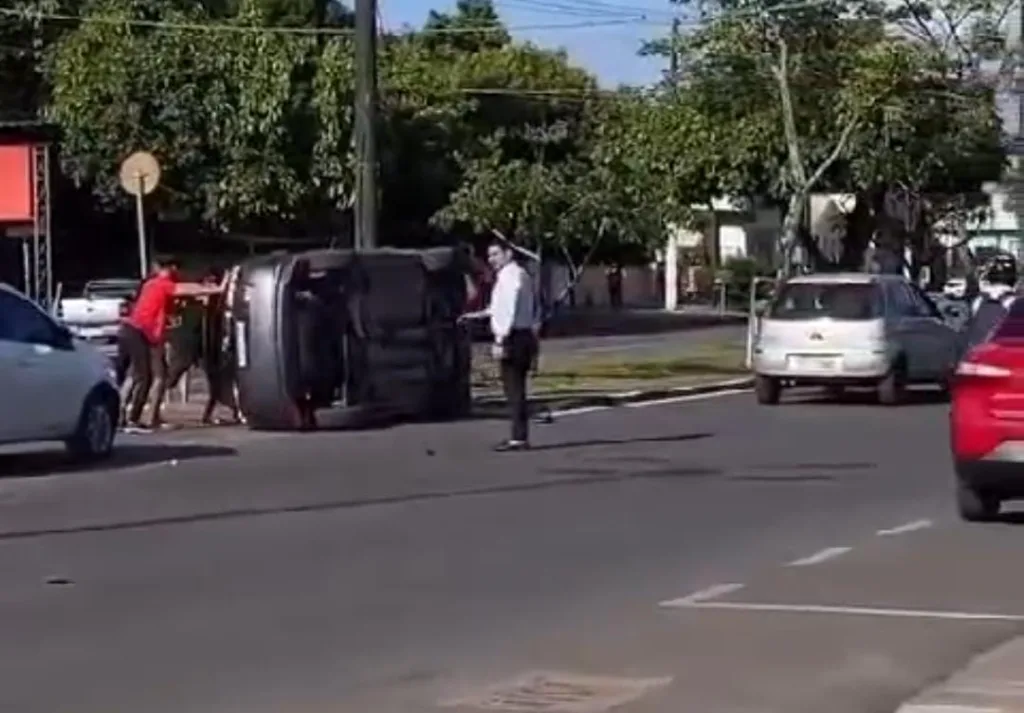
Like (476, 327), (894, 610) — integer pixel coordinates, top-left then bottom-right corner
(768, 282), (882, 321)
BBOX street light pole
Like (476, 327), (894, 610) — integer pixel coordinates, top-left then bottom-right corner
(354, 0), (379, 250)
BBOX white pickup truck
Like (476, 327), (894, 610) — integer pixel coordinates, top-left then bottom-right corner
(57, 279), (139, 360)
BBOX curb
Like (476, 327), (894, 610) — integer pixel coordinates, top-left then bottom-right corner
(894, 635), (1024, 713)
(474, 376), (753, 413)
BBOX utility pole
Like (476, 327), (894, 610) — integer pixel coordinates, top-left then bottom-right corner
(354, 0), (379, 249)
(669, 17), (680, 88)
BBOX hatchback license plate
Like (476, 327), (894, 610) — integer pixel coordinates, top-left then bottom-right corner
(789, 355), (839, 372)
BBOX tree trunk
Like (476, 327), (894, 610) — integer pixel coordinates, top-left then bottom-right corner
(841, 193), (874, 270)
(778, 191), (805, 277)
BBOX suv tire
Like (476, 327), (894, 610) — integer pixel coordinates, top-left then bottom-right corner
(755, 375), (781, 405)
(957, 481), (1000, 522)
(878, 360), (907, 405)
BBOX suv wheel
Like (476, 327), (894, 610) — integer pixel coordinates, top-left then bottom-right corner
(878, 360), (907, 405)
(755, 375), (781, 405)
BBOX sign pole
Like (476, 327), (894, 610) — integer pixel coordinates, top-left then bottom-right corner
(135, 173), (148, 278)
(118, 151), (161, 279)
(354, 0), (379, 250)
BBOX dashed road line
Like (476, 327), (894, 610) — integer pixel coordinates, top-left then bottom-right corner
(786, 546), (851, 567)
(662, 601), (1024, 621)
(898, 705), (1005, 713)
(658, 582), (745, 607)
(877, 519), (933, 536)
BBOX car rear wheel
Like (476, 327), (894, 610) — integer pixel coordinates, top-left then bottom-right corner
(65, 388), (117, 462)
(956, 481), (1000, 522)
(877, 360), (907, 405)
(755, 375), (781, 405)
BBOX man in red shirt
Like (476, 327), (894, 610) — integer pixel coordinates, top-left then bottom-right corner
(118, 257), (227, 432)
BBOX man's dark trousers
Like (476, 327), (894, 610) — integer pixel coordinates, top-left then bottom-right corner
(500, 329), (537, 443)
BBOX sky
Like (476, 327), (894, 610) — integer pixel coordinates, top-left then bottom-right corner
(382, 0), (676, 87)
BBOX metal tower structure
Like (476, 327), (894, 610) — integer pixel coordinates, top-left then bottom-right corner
(31, 141), (52, 309)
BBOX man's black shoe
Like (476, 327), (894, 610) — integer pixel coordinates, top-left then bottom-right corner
(493, 440), (530, 452)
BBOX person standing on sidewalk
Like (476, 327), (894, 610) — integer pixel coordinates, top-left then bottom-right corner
(117, 258), (227, 433)
(461, 239), (538, 451)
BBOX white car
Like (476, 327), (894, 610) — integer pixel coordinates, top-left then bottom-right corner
(58, 278), (138, 362)
(751, 273), (959, 405)
(0, 284), (119, 459)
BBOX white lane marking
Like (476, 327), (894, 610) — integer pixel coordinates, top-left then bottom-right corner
(786, 547), (851, 567)
(949, 682), (1024, 697)
(899, 706), (1005, 713)
(625, 388), (749, 409)
(663, 601), (1024, 621)
(877, 519), (933, 536)
(547, 405), (610, 417)
(658, 583), (745, 607)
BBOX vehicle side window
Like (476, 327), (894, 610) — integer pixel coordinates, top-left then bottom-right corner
(0, 292), (63, 346)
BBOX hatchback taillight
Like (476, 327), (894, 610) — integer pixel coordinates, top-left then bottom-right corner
(956, 361), (1012, 379)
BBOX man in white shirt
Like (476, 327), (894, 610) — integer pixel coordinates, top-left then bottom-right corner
(460, 239), (538, 451)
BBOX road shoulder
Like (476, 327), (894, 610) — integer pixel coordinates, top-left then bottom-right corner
(896, 634), (1024, 713)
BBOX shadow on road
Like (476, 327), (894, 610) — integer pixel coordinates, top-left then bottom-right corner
(0, 443), (237, 480)
(726, 460), (876, 483)
(528, 432), (713, 452)
(0, 457), (716, 541)
(788, 388), (947, 407)
(988, 511), (1024, 525)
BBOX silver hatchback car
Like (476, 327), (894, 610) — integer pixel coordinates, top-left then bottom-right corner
(751, 273), (959, 405)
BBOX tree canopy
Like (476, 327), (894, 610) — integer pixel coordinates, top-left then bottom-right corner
(16, 0), (1012, 272)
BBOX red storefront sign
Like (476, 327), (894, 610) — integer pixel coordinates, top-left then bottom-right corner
(0, 145), (34, 223)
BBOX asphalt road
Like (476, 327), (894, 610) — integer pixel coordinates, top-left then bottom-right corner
(1, 387), (1023, 713)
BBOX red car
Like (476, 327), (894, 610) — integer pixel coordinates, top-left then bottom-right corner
(950, 298), (1024, 521)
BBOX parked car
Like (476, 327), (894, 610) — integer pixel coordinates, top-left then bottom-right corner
(751, 272), (959, 405)
(950, 298), (1024, 521)
(0, 284), (119, 460)
(57, 278), (139, 361)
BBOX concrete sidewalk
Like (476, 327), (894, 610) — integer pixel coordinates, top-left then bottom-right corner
(897, 636), (1024, 713)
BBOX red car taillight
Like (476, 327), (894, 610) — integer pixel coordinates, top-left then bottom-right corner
(955, 360), (1012, 379)
(952, 342), (1024, 459)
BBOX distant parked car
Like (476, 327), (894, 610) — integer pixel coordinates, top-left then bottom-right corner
(751, 272), (959, 405)
(950, 298), (1024, 521)
(0, 283), (119, 460)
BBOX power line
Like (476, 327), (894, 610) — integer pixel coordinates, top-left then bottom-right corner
(497, 0), (672, 19)
(0, 0), (844, 39)
(549, 0), (676, 16)
(0, 7), (664, 36)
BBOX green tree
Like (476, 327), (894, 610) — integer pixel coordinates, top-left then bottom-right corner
(422, 0), (509, 53)
(46, 0), (338, 231)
